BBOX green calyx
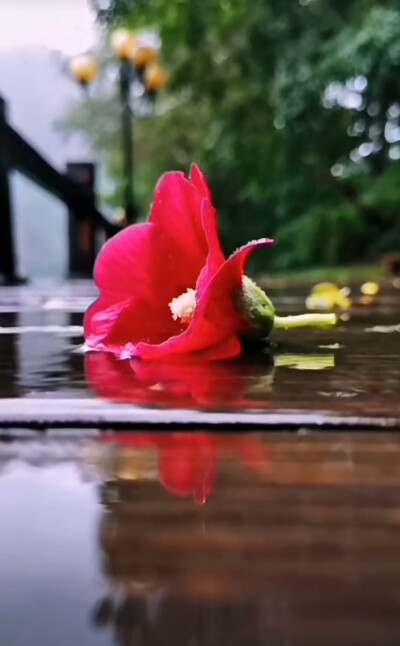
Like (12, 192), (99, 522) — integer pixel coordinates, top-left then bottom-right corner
(237, 276), (337, 339)
(237, 276), (275, 336)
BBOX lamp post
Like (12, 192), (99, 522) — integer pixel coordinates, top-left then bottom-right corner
(119, 57), (135, 222)
(69, 29), (167, 224)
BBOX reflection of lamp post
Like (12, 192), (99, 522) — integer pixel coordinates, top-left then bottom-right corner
(69, 29), (167, 224)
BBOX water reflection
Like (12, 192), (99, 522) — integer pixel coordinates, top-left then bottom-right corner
(2, 432), (400, 645)
(92, 590), (265, 646)
(90, 431), (400, 646)
(94, 431), (269, 504)
(93, 431), (276, 646)
(0, 283), (399, 423)
(85, 350), (335, 411)
(0, 308), (85, 397)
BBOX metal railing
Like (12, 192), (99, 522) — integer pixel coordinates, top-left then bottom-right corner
(0, 95), (122, 282)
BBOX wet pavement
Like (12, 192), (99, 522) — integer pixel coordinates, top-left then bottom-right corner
(0, 280), (398, 428)
(1, 280), (400, 645)
(3, 431), (400, 646)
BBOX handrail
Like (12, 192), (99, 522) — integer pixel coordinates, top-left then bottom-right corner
(0, 95), (121, 281)
(7, 123), (119, 236)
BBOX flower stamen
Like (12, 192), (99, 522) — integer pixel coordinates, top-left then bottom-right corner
(169, 288), (196, 323)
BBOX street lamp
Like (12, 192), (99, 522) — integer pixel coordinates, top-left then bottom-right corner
(68, 54), (99, 87)
(110, 28), (137, 60)
(69, 30), (167, 224)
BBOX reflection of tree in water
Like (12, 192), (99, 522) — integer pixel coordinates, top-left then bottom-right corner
(92, 440), (281, 646)
(93, 587), (263, 646)
(90, 432), (400, 646)
(94, 482), (273, 646)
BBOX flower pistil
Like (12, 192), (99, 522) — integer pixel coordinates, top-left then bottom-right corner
(169, 288), (197, 323)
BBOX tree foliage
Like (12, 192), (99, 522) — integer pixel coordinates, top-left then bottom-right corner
(65, 0), (400, 270)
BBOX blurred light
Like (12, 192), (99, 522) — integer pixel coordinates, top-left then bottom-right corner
(322, 97), (334, 109)
(324, 81), (341, 105)
(384, 121), (400, 144)
(131, 80), (145, 98)
(361, 281), (379, 296)
(69, 54), (99, 85)
(367, 102), (380, 117)
(144, 63), (167, 92)
(110, 29), (137, 60)
(348, 120), (365, 136)
(137, 31), (161, 50)
(130, 45), (158, 70)
(346, 76), (367, 93)
(345, 92), (363, 110)
(350, 148), (362, 163)
(355, 76), (367, 92)
(389, 145), (400, 160)
(387, 104), (400, 119)
(331, 163), (344, 177)
(359, 142), (373, 157)
(323, 82), (363, 111)
(113, 208), (127, 224)
(371, 140), (383, 152)
(273, 115), (285, 130)
(368, 123), (382, 138)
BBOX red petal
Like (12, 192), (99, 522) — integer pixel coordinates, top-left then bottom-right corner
(85, 351), (273, 409)
(85, 221), (202, 353)
(85, 169), (225, 356)
(84, 296), (133, 350)
(134, 238), (273, 360)
(158, 433), (217, 503)
(95, 431), (269, 503)
(84, 165), (274, 362)
(196, 198), (226, 297)
(189, 163), (211, 199)
(150, 171), (209, 261)
(190, 166), (226, 296)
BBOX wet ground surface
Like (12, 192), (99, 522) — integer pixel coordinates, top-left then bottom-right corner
(0, 280), (400, 645)
(3, 431), (400, 646)
(0, 280), (398, 427)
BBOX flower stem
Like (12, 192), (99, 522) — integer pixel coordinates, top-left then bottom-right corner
(274, 313), (337, 329)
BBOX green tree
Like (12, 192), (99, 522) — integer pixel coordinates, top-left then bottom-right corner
(65, 0), (400, 270)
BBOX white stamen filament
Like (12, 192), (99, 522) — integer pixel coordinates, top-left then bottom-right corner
(169, 288), (197, 323)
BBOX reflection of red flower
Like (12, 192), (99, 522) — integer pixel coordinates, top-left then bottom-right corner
(85, 352), (274, 410)
(84, 165), (272, 361)
(99, 431), (269, 504)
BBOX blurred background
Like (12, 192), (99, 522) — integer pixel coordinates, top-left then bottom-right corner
(1, 0), (400, 279)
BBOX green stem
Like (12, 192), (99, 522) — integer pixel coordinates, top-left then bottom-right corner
(274, 313), (337, 329)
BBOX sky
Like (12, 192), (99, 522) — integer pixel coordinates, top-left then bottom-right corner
(0, 0), (96, 55)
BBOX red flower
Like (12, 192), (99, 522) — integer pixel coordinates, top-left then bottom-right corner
(85, 352), (274, 410)
(84, 165), (273, 361)
(98, 431), (269, 504)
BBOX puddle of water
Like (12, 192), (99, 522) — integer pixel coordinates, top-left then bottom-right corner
(0, 284), (398, 423)
(2, 431), (400, 646)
